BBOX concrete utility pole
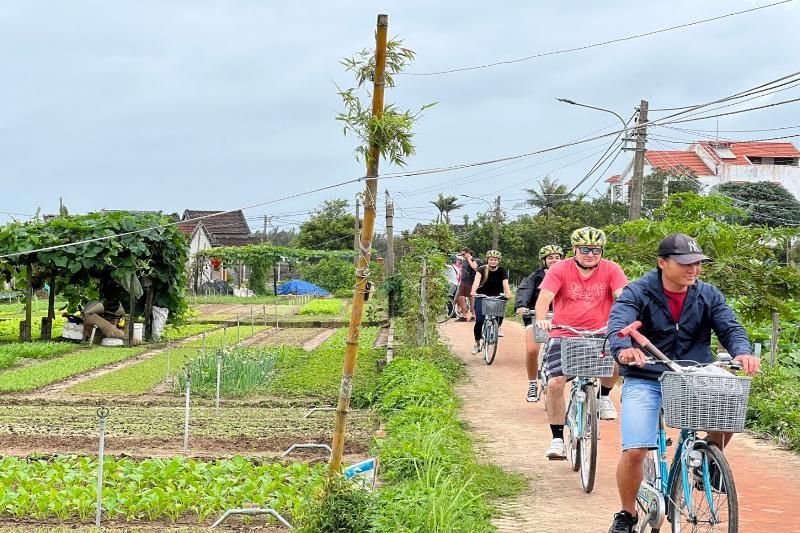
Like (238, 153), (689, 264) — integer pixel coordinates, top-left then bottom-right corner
(330, 13), (388, 473)
(262, 215), (268, 244)
(354, 195), (361, 267)
(492, 195), (501, 250)
(385, 190), (395, 275)
(628, 100), (649, 220)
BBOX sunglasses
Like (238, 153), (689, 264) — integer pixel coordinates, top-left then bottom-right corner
(576, 246), (603, 256)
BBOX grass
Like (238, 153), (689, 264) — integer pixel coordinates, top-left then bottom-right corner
(69, 325), (269, 394)
(747, 364), (800, 450)
(160, 322), (221, 341)
(266, 328), (382, 407)
(0, 342), (79, 371)
(189, 294), (285, 305)
(0, 346), (149, 393)
(298, 299), (343, 316)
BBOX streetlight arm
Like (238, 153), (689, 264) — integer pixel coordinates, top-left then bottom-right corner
(556, 98), (628, 132)
(460, 194), (493, 209)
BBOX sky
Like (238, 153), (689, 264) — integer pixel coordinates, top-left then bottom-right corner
(2, 0), (800, 233)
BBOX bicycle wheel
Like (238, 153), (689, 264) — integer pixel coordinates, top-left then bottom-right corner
(483, 319), (498, 365)
(565, 395), (580, 470)
(579, 384), (598, 493)
(437, 297), (454, 324)
(669, 443), (738, 532)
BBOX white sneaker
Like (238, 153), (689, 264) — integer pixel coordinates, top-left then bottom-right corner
(497, 328), (504, 337)
(545, 438), (566, 459)
(599, 396), (618, 420)
(471, 343), (480, 355)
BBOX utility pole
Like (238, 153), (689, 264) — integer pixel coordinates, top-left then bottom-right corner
(354, 195), (361, 267)
(385, 190), (395, 276)
(492, 195), (501, 250)
(331, 13), (388, 473)
(262, 215), (268, 244)
(628, 100), (649, 220)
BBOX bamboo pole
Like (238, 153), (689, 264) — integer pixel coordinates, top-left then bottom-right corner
(329, 13), (388, 473)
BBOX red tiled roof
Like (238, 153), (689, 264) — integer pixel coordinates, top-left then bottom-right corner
(645, 151), (713, 175)
(697, 141), (800, 166)
(177, 222), (195, 236)
(605, 174), (621, 183)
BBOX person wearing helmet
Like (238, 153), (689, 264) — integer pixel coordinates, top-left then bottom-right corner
(535, 227), (628, 459)
(470, 250), (512, 354)
(515, 244), (563, 402)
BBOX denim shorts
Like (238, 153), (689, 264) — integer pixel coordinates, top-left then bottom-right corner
(620, 377), (662, 450)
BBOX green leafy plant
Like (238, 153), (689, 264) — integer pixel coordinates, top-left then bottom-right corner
(298, 299), (343, 316)
(297, 473), (374, 533)
(299, 256), (356, 293)
(176, 345), (282, 397)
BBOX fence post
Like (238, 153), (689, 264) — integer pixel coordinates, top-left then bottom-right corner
(770, 311), (780, 366)
(251, 308), (255, 336)
(263, 304), (267, 327)
(216, 351), (222, 414)
(237, 315), (241, 345)
(166, 341), (172, 377)
(95, 406), (109, 528)
(183, 370), (191, 454)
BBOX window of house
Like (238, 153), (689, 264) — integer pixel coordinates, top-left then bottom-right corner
(747, 156), (763, 164)
(773, 157), (798, 166)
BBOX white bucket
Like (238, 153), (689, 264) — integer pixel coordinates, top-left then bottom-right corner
(100, 338), (124, 347)
(61, 322), (84, 341)
(133, 323), (144, 343)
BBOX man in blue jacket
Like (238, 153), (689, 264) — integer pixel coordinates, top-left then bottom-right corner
(605, 234), (760, 533)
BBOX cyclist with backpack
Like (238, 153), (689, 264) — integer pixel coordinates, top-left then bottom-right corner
(535, 227), (628, 459)
(470, 250), (512, 354)
(515, 244), (563, 402)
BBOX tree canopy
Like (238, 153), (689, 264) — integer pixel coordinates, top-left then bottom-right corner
(714, 181), (800, 227)
(430, 193), (463, 224)
(294, 199), (357, 251)
(0, 212), (188, 319)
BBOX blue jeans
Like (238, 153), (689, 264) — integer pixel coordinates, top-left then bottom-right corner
(473, 297), (504, 342)
(620, 377), (662, 450)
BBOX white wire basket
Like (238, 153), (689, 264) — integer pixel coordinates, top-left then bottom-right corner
(660, 371), (751, 432)
(560, 337), (613, 377)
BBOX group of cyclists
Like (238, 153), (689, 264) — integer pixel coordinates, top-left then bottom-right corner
(451, 227), (760, 533)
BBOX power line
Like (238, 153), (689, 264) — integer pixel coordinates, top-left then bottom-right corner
(401, 0), (793, 76)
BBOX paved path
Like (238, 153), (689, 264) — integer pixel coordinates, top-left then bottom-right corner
(440, 319), (800, 533)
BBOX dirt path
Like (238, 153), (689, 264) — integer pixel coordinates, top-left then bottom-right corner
(440, 320), (800, 533)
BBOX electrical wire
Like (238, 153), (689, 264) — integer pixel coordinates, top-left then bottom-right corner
(401, 1), (793, 76)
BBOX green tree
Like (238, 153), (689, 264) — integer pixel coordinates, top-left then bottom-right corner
(295, 199), (357, 251)
(518, 176), (571, 216)
(552, 196), (628, 228)
(430, 193), (463, 224)
(714, 181), (800, 228)
(643, 166), (702, 217)
(299, 257), (356, 293)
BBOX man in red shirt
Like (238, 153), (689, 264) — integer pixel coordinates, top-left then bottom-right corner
(535, 227), (628, 459)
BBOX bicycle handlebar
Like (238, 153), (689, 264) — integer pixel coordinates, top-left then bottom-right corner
(474, 294), (508, 300)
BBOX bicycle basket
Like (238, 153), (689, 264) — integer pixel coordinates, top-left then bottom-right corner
(560, 337), (613, 377)
(660, 371), (751, 432)
(481, 298), (507, 318)
(534, 325), (549, 343)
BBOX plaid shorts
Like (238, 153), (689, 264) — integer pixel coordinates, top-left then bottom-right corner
(543, 337), (564, 379)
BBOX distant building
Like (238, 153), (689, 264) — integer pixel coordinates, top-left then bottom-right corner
(614, 141), (800, 200)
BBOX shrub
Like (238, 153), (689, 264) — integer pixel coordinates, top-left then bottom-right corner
(298, 299), (343, 316)
(747, 365), (800, 450)
(300, 258), (355, 293)
(297, 474), (374, 533)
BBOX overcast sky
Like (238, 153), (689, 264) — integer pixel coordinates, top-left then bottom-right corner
(2, 0), (799, 233)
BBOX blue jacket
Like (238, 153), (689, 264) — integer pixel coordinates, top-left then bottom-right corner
(608, 269), (751, 381)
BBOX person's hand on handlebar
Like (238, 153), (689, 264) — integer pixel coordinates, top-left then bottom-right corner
(516, 307), (528, 315)
(535, 319), (551, 331)
(732, 354), (760, 375)
(618, 347), (648, 367)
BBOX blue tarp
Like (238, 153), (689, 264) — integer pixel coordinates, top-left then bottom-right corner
(277, 279), (331, 296)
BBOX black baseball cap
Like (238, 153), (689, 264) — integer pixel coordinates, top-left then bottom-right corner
(657, 234), (711, 264)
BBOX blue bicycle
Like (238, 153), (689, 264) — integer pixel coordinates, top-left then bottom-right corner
(618, 321), (751, 533)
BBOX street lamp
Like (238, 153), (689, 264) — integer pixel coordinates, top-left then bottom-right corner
(556, 98), (629, 136)
(461, 194), (499, 249)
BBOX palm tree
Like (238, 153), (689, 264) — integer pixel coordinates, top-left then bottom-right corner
(516, 176), (572, 216)
(430, 193), (464, 224)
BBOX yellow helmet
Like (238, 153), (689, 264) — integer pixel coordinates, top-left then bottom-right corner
(538, 245), (563, 260)
(485, 249), (502, 259)
(571, 227), (607, 247)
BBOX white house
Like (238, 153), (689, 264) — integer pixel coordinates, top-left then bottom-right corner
(178, 221), (216, 288)
(613, 141), (800, 201)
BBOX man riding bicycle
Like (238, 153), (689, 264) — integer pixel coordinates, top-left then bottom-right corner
(535, 227), (628, 459)
(605, 233), (760, 533)
(515, 244), (563, 402)
(471, 250), (512, 355)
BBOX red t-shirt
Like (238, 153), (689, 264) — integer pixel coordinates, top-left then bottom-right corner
(539, 258), (628, 337)
(662, 287), (687, 322)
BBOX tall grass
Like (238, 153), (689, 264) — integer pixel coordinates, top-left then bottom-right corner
(176, 346), (282, 397)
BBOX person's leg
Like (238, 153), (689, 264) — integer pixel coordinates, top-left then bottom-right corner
(543, 339), (567, 450)
(615, 378), (661, 517)
(524, 326), (540, 380)
(473, 298), (484, 344)
(468, 295), (475, 320)
(598, 364), (620, 419)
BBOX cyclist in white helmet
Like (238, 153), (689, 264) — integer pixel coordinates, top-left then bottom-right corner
(470, 250), (512, 354)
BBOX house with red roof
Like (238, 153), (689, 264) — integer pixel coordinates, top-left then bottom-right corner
(615, 141), (800, 201)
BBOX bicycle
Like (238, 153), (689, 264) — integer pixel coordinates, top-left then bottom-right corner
(555, 325), (612, 493)
(437, 284), (471, 323)
(475, 295), (508, 365)
(618, 320), (752, 532)
(522, 311), (552, 403)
